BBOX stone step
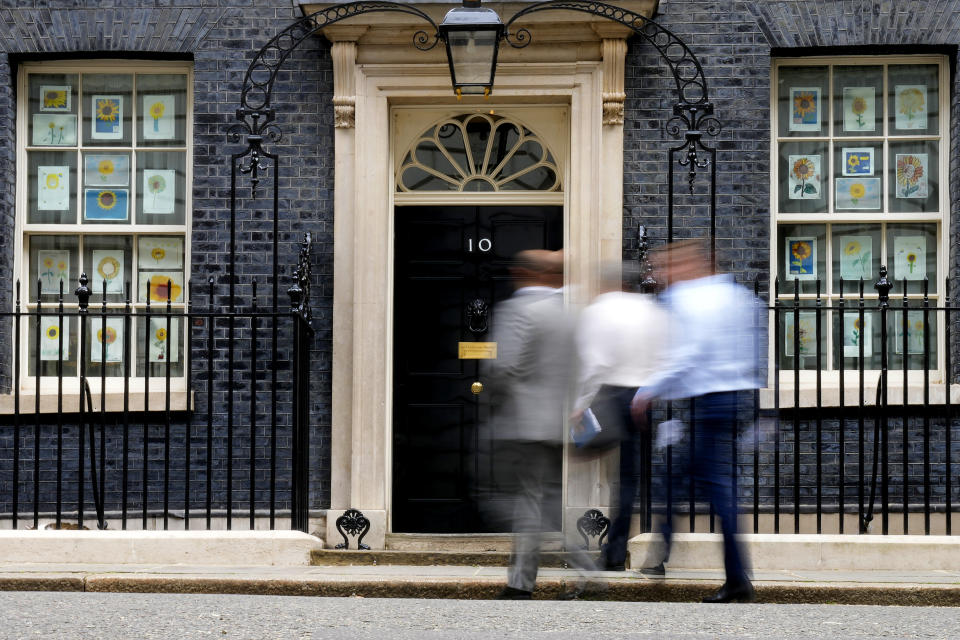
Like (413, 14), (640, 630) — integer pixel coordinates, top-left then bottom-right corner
(310, 549), (603, 567)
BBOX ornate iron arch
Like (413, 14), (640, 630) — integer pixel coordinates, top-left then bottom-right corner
(228, 0), (723, 307)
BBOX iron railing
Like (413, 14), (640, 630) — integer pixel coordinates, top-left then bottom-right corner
(645, 270), (957, 536)
(0, 251), (314, 532)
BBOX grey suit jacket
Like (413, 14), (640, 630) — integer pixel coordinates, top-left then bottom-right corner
(484, 288), (574, 443)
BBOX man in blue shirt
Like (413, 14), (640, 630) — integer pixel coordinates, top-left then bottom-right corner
(631, 239), (761, 603)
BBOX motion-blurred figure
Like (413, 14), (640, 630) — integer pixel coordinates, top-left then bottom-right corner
(571, 262), (667, 571)
(484, 249), (595, 600)
(631, 240), (761, 603)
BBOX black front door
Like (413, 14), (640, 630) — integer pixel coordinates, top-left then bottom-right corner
(392, 205), (563, 533)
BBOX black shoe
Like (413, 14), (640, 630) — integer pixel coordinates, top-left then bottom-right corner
(639, 562), (665, 576)
(496, 586), (533, 600)
(602, 560), (625, 571)
(702, 581), (755, 603)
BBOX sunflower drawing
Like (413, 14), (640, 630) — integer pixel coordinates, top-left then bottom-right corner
(897, 155), (925, 197)
(149, 101), (165, 132)
(96, 190), (117, 210)
(151, 247), (166, 264)
(43, 89), (67, 110)
(154, 326), (168, 360)
(96, 98), (119, 123)
(148, 275), (182, 303)
(97, 256), (120, 280)
(97, 326), (117, 345)
(898, 87), (925, 121)
(850, 317), (862, 346)
(794, 92), (816, 118)
(147, 174), (167, 209)
(849, 182), (866, 205)
(97, 159), (115, 182)
(790, 240), (813, 274)
(792, 157), (818, 197)
(45, 172), (60, 189)
(851, 95), (868, 128)
(45, 325), (59, 340)
(843, 240), (870, 276)
(906, 252), (918, 274)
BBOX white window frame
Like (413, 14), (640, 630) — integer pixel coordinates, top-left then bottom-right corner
(11, 59), (193, 406)
(769, 54), (950, 396)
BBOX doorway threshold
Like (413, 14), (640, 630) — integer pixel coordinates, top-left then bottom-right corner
(386, 532), (565, 553)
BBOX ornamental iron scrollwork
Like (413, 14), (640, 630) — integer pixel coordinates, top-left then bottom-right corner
(335, 508), (372, 550)
(288, 232), (313, 326)
(576, 508), (610, 550)
(466, 298), (489, 334)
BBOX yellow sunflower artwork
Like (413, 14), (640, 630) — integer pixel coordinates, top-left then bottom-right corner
(92, 95), (122, 139)
(790, 87), (820, 131)
(896, 153), (927, 198)
(786, 237), (815, 280)
(789, 155), (820, 199)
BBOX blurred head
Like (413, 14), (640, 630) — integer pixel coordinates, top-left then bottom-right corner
(511, 249), (564, 289)
(655, 238), (712, 285)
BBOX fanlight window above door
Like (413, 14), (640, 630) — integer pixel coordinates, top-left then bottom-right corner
(397, 114), (561, 192)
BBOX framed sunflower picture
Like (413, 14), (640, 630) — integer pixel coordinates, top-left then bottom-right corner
(893, 311), (927, 355)
(783, 311), (817, 357)
(84, 154), (129, 187)
(39, 85), (71, 113)
(91, 95), (123, 140)
(37, 250), (70, 294)
(40, 316), (72, 361)
(148, 317), (179, 363)
(842, 312), (873, 358)
(841, 148), (873, 177)
(32, 114), (77, 146)
(142, 95), (175, 141)
(894, 85), (927, 130)
(142, 169), (176, 215)
(838, 236), (872, 281)
(893, 235), (926, 281)
(84, 188), (128, 221)
(835, 178), (881, 210)
(790, 87), (821, 132)
(842, 87), (875, 132)
(785, 236), (817, 281)
(138, 271), (183, 304)
(91, 249), (125, 295)
(895, 153), (928, 199)
(137, 236), (182, 270)
(787, 155), (821, 199)
(90, 317), (124, 364)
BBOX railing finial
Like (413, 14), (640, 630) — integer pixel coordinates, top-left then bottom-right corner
(75, 272), (90, 310)
(874, 265), (892, 307)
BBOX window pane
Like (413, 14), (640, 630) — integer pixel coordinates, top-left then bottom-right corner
(82, 74), (133, 147)
(27, 150), (76, 224)
(137, 151), (186, 225)
(28, 73), (78, 148)
(832, 308), (880, 371)
(779, 142), (827, 213)
(777, 224), (826, 295)
(832, 223), (881, 292)
(136, 74), (188, 147)
(833, 65), (882, 137)
(888, 64), (939, 136)
(776, 303), (827, 371)
(28, 235), (79, 302)
(886, 223), (937, 295)
(888, 141), (939, 213)
(777, 66), (828, 138)
(834, 144), (883, 212)
(84, 235), (133, 303)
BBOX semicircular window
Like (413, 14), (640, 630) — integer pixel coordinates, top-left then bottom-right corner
(397, 113), (561, 192)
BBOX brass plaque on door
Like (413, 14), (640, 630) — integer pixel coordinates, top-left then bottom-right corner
(458, 342), (497, 359)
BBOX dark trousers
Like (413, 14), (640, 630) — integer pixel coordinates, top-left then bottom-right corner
(590, 385), (642, 567)
(654, 391), (749, 586)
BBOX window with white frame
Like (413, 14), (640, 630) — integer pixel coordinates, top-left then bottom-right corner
(772, 56), (948, 376)
(16, 61), (191, 386)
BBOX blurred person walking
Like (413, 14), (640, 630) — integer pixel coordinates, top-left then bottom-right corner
(484, 249), (595, 600)
(571, 262), (667, 571)
(631, 240), (761, 603)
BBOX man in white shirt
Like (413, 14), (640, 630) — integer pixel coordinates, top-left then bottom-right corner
(572, 263), (668, 571)
(632, 240), (761, 603)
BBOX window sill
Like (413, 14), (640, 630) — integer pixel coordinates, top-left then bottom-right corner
(760, 382), (957, 409)
(0, 391), (192, 414)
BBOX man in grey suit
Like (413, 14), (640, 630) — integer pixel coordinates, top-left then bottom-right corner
(485, 249), (594, 600)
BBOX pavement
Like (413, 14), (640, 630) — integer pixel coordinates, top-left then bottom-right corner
(1, 562), (959, 606)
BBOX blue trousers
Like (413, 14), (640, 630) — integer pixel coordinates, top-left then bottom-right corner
(655, 391), (749, 586)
